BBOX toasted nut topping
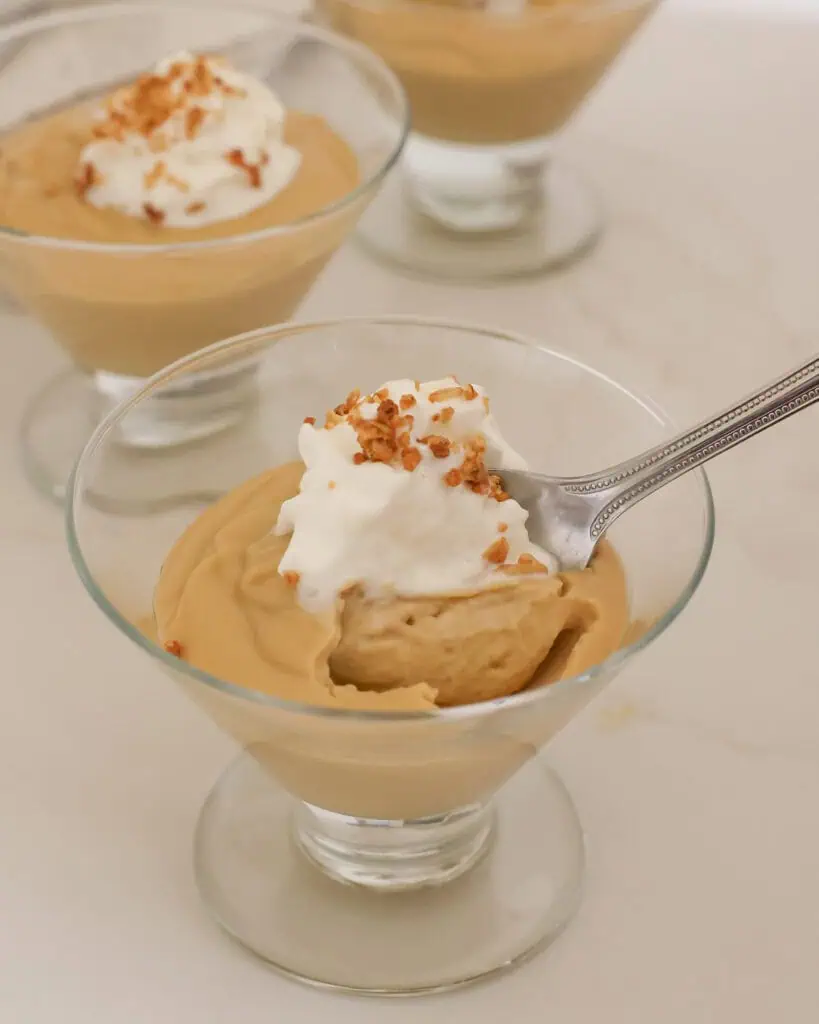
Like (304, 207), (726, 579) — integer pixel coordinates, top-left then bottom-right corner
(429, 385), (463, 403)
(368, 439), (396, 463)
(303, 416), (316, 425)
(443, 468), (463, 487)
(334, 389), (361, 417)
(353, 452), (368, 464)
(282, 571), (301, 586)
(185, 105), (205, 140)
(498, 522), (508, 533)
(463, 383), (479, 401)
(226, 147), (262, 188)
(401, 447), (422, 471)
(144, 160), (166, 189)
(376, 398), (400, 423)
(498, 555), (549, 575)
(483, 537), (509, 564)
(75, 161), (101, 198)
(142, 202), (165, 224)
(420, 434), (451, 459)
(163, 639), (183, 657)
(374, 387), (389, 401)
(399, 393), (417, 410)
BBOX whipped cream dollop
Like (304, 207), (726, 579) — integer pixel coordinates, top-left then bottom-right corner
(276, 378), (558, 611)
(77, 51), (301, 228)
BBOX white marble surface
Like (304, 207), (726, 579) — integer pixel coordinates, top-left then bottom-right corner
(3, 3), (819, 1021)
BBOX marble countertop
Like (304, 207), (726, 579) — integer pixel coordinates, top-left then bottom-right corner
(3, 2), (819, 1020)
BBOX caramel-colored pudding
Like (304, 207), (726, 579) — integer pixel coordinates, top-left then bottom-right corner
(0, 104), (360, 377)
(321, 0), (655, 145)
(154, 463), (629, 712)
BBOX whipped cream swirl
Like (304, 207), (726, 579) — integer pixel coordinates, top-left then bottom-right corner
(276, 378), (557, 611)
(77, 51), (301, 228)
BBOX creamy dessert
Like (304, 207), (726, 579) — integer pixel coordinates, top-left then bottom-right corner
(155, 377), (629, 710)
(0, 52), (361, 377)
(320, 0), (656, 145)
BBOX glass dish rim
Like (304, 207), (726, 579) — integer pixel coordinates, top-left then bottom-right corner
(0, 1), (410, 255)
(65, 314), (716, 724)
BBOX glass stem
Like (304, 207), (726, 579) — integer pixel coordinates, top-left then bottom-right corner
(293, 799), (496, 892)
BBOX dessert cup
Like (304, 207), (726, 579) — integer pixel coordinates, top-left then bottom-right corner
(67, 317), (714, 994)
(319, 0), (659, 281)
(0, 3), (407, 502)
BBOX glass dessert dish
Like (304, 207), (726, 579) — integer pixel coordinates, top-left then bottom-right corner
(318, 0), (659, 281)
(0, 2), (407, 503)
(67, 317), (714, 995)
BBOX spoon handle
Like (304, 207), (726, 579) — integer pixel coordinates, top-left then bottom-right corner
(569, 354), (819, 539)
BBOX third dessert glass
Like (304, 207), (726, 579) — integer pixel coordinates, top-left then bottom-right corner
(320, 0), (659, 280)
(67, 317), (714, 994)
(0, 3), (407, 501)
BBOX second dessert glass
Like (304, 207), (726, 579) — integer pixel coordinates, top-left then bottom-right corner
(320, 0), (659, 280)
(0, 2), (408, 502)
(67, 317), (714, 995)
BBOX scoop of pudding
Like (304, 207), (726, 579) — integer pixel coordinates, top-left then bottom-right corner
(155, 378), (629, 708)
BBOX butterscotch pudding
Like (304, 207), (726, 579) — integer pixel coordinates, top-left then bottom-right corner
(1, 4), (406, 502)
(155, 377), (629, 710)
(0, 52), (361, 378)
(319, 0), (658, 280)
(321, 0), (656, 145)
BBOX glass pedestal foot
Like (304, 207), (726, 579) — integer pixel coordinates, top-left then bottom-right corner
(194, 749), (585, 995)
(356, 156), (601, 283)
(20, 364), (256, 504)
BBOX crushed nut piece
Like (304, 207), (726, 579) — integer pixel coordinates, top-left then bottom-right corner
(483, 537), (510, 564)
(376, 398), (400, 423)
(144, 160), (166, 189)
(163, 639), (183, 657)
(142, 202), (165, 224)
(443, 468), (463, 487)
(498, 554), (549, 576)
(353, 452), (368, 465)
(401, 447), (422, 471)
(75, 161), (101, 198)
(429, 385), (464, 404)
(226, 147), (263, 188)
(334, 389), (361, 417)
(399, 393), (417, 410)
(368, 438), (396, 463)
(185, 105), (205, 140)
(421, 434), (451, 459)
(462, 383), (479, 401)
(166, 172), (190, 193)
(282, 571), (301, 587)
(498, 522), (508, 533)
(303, 416), (316, 425)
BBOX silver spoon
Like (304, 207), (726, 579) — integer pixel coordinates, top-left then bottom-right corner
(499, 354), (819, 571)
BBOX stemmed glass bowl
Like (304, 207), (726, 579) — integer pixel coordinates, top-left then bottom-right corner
(0, 2), (408, 502)
(67, 317), (714, 994)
